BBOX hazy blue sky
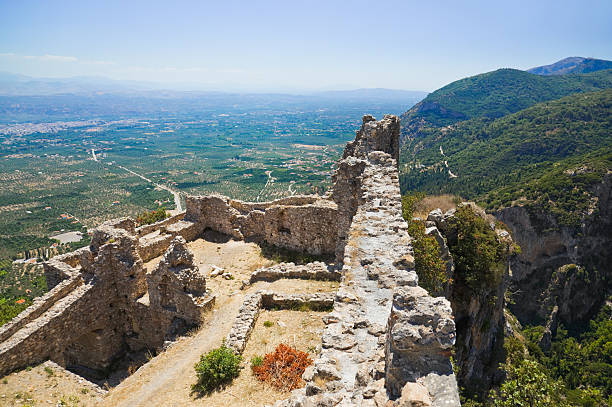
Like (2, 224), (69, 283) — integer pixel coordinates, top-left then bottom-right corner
(1, 0), (611, 92)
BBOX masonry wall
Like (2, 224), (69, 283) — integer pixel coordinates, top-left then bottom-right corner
(184, 194), (338, 255)
(275, 115), (460, 407)
(0, 215), (217, 378)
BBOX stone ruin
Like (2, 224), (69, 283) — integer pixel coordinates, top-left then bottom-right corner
(0, 114), (461, 406)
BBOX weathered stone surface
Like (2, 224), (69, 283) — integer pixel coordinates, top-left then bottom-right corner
(185, 194), (338, 255)
(138, 232), (173, 262)
(248, 262), (341, 285)
(226, 292), (263, 354)
(147, 237), (212, 325)
(396, 382), (432, 407)
(0, 223), (213, 377)
(385, 286), (456, 399)
(275, 115), (459, 407)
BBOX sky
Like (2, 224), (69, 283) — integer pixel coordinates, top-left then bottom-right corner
(0, 0), (611, 92)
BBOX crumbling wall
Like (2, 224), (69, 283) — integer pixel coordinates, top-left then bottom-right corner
(184, 194), (338, 255)
(3, 114), (461, 406)
(147, 237), (212, 324)
(135, 212), (185, 237)
(0, 219), (212, 378)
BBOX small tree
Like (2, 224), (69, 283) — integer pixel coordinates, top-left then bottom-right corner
(193, 345), (242, 394)
(490, 359), (569, 407)
(136, 207), (168, 226)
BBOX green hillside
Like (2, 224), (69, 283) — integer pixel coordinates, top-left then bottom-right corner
(401, 68), (612, 133)
(400, 89), (612, 228)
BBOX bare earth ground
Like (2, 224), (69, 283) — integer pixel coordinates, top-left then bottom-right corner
(2, 236), (337, 407)
(0, 361), (105, 407)
(100, 236), (337, 407)
(190, 310), (326, 407)
(413, 194), (458, 219)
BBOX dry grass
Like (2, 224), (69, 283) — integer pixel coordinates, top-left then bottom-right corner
(194, 310), (325, 406)
(413, 194), (459, 219)
(103, 235), (337, 407)
(0, 362), (104, 406)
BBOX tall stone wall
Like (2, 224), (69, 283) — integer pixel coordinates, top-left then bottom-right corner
(276, 116), (460, 407)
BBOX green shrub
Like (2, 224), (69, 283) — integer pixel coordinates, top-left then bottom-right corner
(490, 359), (570, 407)
(136, 207), (168, 226)
(44, 366), (54, 377)
(408, 220), (449, 296)
(446, 205), (508, 295)
(263, 320), (274, 328)
(193, 344), (242, 393)
(401, 191), (425, 221)
(250, 355), (263, 370)
(401, 192), (449, 296)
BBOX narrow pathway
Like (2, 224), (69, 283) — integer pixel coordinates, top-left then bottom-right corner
(116, 164), (183, 212)
(255, 170), (275, 202)
(102, 294), (244, 406)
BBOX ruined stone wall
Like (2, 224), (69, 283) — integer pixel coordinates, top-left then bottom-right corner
(135, 212), (185, 237)
(2, 114), (461, 406)
(0, 219), (212, 378)
(185, 194), (338, 255)
(276, 116), (460, 407)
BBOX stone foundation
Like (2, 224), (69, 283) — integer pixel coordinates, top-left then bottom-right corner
(248, 262), (341, 285)
(226, 291), (335, 354)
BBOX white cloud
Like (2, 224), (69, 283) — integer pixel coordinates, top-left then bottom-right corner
(217, 68), (245, 74)
(123, 65), (207, 73)
(23, 54), (78, 62)
(0, 52), (118, 67)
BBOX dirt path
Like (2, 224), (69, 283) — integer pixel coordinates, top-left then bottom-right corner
(102, 293), (244, 407)
(103, 236), (336, 406)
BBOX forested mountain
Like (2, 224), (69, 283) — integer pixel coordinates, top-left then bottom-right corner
(399, 60), (612, 406)
(400, 89), (612, 225)
(528, 56), (612, 76)
(400, 68), (612, 134)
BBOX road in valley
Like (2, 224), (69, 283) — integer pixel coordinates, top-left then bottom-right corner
(115, 165), (184, 212)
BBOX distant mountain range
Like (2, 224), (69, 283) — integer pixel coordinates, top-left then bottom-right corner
(528, 56), (612, 75)
(0, 71), (427, 100)
(399, 56), (612, 204)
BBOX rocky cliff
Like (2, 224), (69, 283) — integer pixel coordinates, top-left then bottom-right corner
(496, 172), (612, 331)
(427, 204), (512, 397)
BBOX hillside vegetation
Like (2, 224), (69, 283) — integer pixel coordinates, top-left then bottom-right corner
(401, 68), (612, 131)
(400, 89), (612, 228)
